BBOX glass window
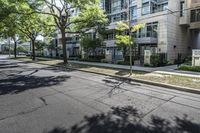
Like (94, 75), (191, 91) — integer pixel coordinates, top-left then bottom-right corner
(142, 2), (150, 15)
(180, 1), (185, 17)
(138, 22), (158, 38)
(130, 6), (137, 20)
(191, 10), (196, 22)
(191, 9), (200, 22)
(111, 0), (121, 13)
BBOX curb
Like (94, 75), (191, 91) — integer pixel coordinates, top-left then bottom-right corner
(15, 59), (200, 95)
(76, 69), (200, 94)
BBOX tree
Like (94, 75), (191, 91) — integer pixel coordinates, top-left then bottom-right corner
(17, 45), (28, 53)
(115, 22), (145, 75)
(0, 0), (20, 58)
(0, 0), (16, 21)
(16, 12), (53, 60)
(47, 40), (56, 57)
(74, 5), (108, 58)
(0, 14), (20, 58)
(80, 35), (104, 57)
(30, 0), (108, 64)
(72, 5), (108, 32)
(35, 41), (46, 56)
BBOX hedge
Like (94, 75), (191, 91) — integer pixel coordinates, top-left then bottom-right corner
(178, 65), (200, 72)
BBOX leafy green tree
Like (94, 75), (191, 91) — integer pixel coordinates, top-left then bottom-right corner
(30, 0), (108, 64)
(35, 40), (46, 55)
(16, 12), (53, 60)
(0, 13), (20, 58)
(72, 5), (108, 32)
(47, 41), (56, 57)
(75, 5), (108, 58)
(17, 45), (28, 53)
(115, 22), (145, 75)
(80, 35), (104, 57)
(0, 0), (16, 21)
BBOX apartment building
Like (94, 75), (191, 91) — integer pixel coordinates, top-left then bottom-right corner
(55, 0), (200, 64)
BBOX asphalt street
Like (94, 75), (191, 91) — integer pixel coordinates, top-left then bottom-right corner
(0, 56), (200, 133)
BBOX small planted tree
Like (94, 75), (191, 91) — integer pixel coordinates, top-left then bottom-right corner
(80, 35), (104, 59)
(115, 22), (145, 75)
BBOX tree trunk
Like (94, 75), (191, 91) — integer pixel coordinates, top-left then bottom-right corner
(31, 39), (36, 61)
(14, 41), (17, 58)
(61, 30), (67, 64)
(129, 45), (132, 75)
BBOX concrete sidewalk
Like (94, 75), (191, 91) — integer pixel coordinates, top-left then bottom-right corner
(69, 60), (200, 78)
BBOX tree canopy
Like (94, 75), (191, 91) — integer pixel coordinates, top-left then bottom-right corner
(0, 0), (108, 62)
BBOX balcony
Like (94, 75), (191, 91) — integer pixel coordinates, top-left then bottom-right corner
(135, 37), (158, 44)
(190, 8), (200, 29)
(179, 14), (189, 26)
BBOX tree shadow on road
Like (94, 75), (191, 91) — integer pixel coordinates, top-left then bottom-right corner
(41, 65), (76, 73)
(102, 76), (141, 97)
(44, 106), (200, 133)
(0, 74), (70, 95)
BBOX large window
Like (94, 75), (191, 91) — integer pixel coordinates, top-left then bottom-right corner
(111, 0), (121, 13)
(146, 22), (158, 38)
(109, 12), (127, 23)
(138, 22), (158, 38)
(191, 9), (200, 22)
(142, 1), (168, 15)
(130, 0), (136, 6)
(142, 2), (150, 15)
(130, 6), (137, 20)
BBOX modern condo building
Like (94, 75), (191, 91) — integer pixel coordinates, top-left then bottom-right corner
(54, 0), (200, 65)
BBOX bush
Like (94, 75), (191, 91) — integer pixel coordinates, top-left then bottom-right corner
(182, 56), (192, 65)
(88, 55), (105, 60)
(144, 63), (153, 67)
(101, 59), (109, 63)
(150, 54), (160, 67)
(178, 65), (200, 72)
(117, 61), (130, 65)
(79, 58), (101, 62)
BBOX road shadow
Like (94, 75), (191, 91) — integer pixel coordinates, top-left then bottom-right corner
(0, 65), (20, 69)
(0, 74), (70, 95)
(44, 106), (200, 133)
(103, 76), (141, 86)
(41, 65), (76, 73)
(102, 76), (141, 97)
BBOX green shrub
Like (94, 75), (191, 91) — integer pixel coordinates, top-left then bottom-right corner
(182, 56), (192, 65)
(88, 55), (105, 60)
(101, 59), (109, 63)
(150, 54), (160, 67)
(178, 65), (200, 72)
(117, 61), (130, 65)
(79, 58), (101, 62)
(144, 63), (153, 67)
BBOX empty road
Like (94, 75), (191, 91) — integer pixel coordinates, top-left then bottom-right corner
(0, 56), (200, 133)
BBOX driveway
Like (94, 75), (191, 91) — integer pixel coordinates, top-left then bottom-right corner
(0, 57), (200, 133)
